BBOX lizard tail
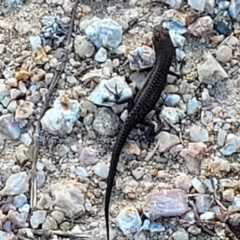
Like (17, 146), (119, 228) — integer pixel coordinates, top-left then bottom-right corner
(105, 123), (133, 240)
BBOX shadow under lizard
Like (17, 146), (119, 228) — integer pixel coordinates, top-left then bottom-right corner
(104, 24), (176, 240)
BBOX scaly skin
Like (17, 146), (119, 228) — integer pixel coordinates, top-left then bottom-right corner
(104, 24), (175, 240)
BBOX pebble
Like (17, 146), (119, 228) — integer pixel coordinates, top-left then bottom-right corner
(20, 132), (32, 146)
(195, 195), (211, 213)
(0, 114), (21, 139)
(0, 231), (16, 240)
(228, 0), (240, 19)
(13, 194), (27, 208)
(187, 97), (199, 115)
(216, 45), (233, 63)
(42, 216), (58, 230)
(128, 46), (155, 71)
(200, 211), (215, 221)
(29, 36), (42, 50)
(189, 125), (209, 142)
(188, 16), (213, 37)
(0, 83), (10, 101)
(94, 162), (109, 179)
(116, 205), (142, 235)
(218, 1), (230, 10)
(205, 0), (215, 14)
(93, 107), (120, 136)
(220, 133), (240, 156)
(157, 131), (180, 152)
(88, 76), (132, 107)
(41, 96), (80, 136)
(50, 181), (86, 218)
(75, 167), (88, 177)
(15, 101), (34, 120)
(188, 225), (201, 235)
(197, 53), (228, 84)
(94, 47), (107, 62)
(188, 0), (205, 11)
(165, 94), (181, 106)
(15, 21), (32, 35)
(7, 209), (25, 226)
(222, 189), (235, 202)
(1, 172), (29, 196)
(132, 167), (145, 180)
(51, 210), (64, 224)
(30, 210), (47, 229)
(191, 177), (205, 193)
(172, 229), (189, 240)
(85, 18), (123, 49)
(174, 173), (192, 193)
(214, 21), (231, 36)
(161, 106), (184, 124)
(79, 147), (99, 166)
(144, 189), (188, 220)
(169, 30), (186, 48)
(164, 0), (183, 9)
(74, 35), (95, 58)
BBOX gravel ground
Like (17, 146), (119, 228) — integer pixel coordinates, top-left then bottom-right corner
(1, 0), (240, 240)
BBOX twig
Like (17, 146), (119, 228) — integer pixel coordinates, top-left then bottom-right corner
(30, 0), (80, 209)
(210, 177), (227, 211)
(189, 200), (215, 236)
(31, 229), (92, 239)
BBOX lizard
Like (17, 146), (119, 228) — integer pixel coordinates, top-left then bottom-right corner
(104, 24), (176, 240)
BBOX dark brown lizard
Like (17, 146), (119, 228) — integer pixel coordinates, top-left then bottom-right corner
(104, 24), (175, 240)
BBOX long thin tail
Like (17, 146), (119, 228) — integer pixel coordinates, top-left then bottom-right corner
(105, 123), (133, 240)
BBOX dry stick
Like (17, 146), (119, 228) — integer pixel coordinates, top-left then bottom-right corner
(30, 0), (80, 209)
(188, 200), (215, 236)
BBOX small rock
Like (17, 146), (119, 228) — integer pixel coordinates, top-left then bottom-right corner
(205, 0), (215, 14)
(1, 172), (29, 196)
(195, 195), (212, 213)
(188, 0), (205, 11)
(189, 125), (209, 142)
(20, 133), (32, 146)
(157, 131), (180, 152)
(42, 216), (58, 230)
(50, 181), (86, 218)
(79, 147), (99, 166)
(144, 189), (188, 220)
(161, 106), (184, 124)
(88, 76), (132, 107)
(0, 114), (21, 139)
(85, 18), (123, 49)
(220, 133), (240, 156)
(187, 97), (199, 115)
(222, 189), (234, 202)
(94, 47), (107, 62)
(75, 167), (88, 177)
(41, 96), (80, 136)
(191, 177), (205, 193)
(74, 35), (95, 58)
(116, 205), (142, 235)
(15, 21), (31, 35)
(132, 167), (145, 180)
(165, 94), (181, 106)
(93, 107), (120, 136)
(0, 83), (10, 101)
(200, 211), (215, 221)
(128, 46), (155, 71)
(51, 210), (64, 224)
(13, 194), (27, 208)
(29, 36), (42, 50)
(197, 53), (228, 84)
(31, 68), (46, 82)
(188, 16), (213, 37)
(187, 225), (201, 235)
(218, 1), (230, 10)
(15, 101), (34, 120)
(172, 229), (189, 240)
(216, 45), (232, 63)
(94, 162), (109, 179)
(7, 210), (25, 226)
(174, 173), (192, 193)
(30, 210), (47, 229)
(229, 0), (240, 19)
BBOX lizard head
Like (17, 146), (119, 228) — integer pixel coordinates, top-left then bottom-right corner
(153, 24), (170, 41)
